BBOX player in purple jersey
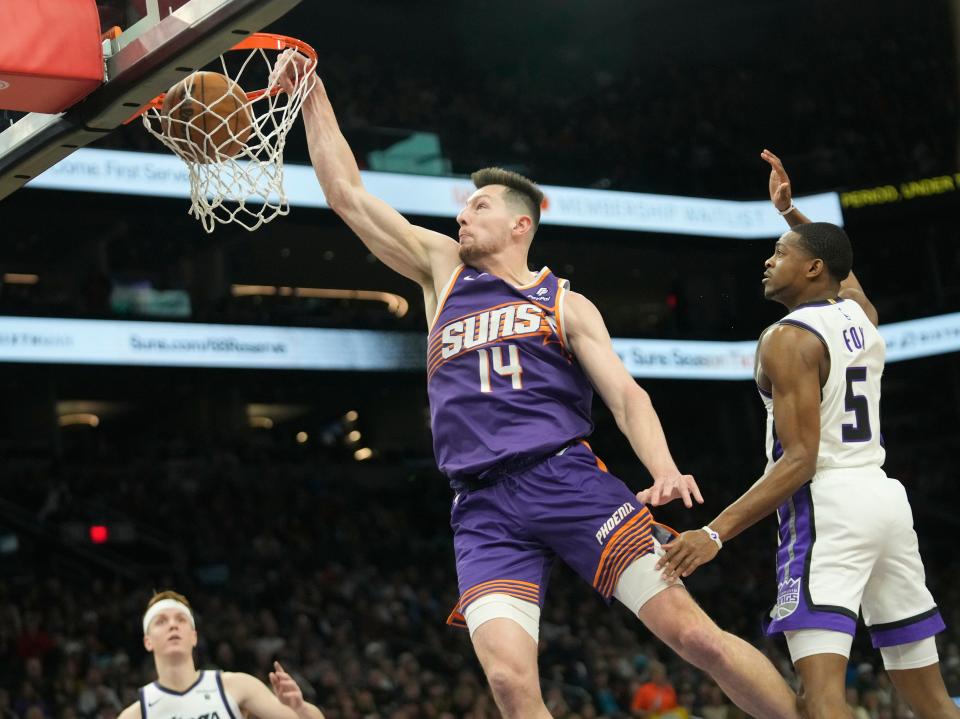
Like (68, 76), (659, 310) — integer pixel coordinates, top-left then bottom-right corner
(278, 56), (799, 719)
(659, 151), (957, 719)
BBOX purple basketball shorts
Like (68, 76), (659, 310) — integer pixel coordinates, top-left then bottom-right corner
(447, 441), (657, 626)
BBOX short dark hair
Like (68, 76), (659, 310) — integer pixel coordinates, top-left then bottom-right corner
(471, 167), (543, 231)
(792, 222), (853, 282)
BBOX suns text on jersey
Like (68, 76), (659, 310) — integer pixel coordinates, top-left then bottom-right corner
(439, 303), (550, 359)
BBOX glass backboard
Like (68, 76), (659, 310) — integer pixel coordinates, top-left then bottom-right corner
(0, 0), (302, 201)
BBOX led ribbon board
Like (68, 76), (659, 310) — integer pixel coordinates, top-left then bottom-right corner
(27, 148), (843, 239)
(0, 313), (957, 379)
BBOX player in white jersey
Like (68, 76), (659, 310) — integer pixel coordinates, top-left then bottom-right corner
(117, 591), (325, 719)
(653, 152), (958, 719)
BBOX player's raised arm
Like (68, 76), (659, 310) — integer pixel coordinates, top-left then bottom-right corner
(277, 53), (459, 290)
(761, 148), (813, 227)
(838, 271), (879, 327)
(223, 665), (325, 719)
(562, 291), (703, 509)
(761, 149), (878, 325)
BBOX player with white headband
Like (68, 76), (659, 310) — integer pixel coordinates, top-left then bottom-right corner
(118, 590), (326, 719)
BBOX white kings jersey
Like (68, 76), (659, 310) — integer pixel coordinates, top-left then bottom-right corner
(757, 298), (886, 474)
(139, 671), (241, 719)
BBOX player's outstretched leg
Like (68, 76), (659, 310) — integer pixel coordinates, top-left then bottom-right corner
(793, 653), (854, 719)
(637, 585), (800, 719)
(471, 616), (552, 719)
(887, 658), (960, 718)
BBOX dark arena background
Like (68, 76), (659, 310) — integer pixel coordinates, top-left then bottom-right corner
(1, 1), (959, 718)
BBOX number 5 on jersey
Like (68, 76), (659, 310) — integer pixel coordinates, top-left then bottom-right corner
(842, 366), (872, 442)
(478, 345), (523, 392)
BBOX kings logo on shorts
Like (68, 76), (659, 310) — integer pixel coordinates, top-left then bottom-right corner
(772, 576), (801, 620)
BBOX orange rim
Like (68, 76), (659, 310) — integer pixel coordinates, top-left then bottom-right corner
(124, 32), (317, 124)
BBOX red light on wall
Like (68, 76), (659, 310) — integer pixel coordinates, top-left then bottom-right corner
(89, 525), (109, 544)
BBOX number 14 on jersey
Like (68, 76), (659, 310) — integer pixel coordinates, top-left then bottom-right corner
(478, 345), (523, 392)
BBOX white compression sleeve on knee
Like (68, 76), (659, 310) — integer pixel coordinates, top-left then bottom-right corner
(463, 593), (540, 643)
(880, 637), (939, 671)
(784, 629), (854, 663)
(612, 552), (678, 616)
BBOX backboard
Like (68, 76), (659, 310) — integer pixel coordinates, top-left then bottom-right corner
(0, 0), (301, 201)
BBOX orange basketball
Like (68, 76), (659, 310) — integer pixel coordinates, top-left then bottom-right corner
(161, 71), (252, 163)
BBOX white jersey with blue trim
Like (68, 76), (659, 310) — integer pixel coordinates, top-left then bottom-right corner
(758, 298), (886, 475)
(139, 671), (241, 719)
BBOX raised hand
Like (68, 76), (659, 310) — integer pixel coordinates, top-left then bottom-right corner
(761, 148), (793, 212)
(273, 49), (318, 97)
(269, 661), (304, 712)
(636, 472), (704, 509)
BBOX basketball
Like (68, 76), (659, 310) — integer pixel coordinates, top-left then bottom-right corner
(161, 71), (252, 163)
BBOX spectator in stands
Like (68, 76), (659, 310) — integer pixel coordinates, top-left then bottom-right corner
(631, 661), (679, 716)
(0, 421), (957, 718)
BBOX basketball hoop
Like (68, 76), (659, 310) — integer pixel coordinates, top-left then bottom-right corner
(138, 33), (317, 233)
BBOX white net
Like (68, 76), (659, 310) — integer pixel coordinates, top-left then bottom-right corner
(142, 35), (316, 233)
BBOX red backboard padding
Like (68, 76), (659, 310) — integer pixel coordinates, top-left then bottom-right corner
(0, 0), (104, 113)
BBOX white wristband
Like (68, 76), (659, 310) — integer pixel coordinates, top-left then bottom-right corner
(777, 204), (797, 216)
(701, 525), (722, 550)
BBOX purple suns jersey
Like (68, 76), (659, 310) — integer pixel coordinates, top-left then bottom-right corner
(427, 265), (594, 480)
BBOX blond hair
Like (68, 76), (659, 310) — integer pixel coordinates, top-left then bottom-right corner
(145, 589), (191, 613)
